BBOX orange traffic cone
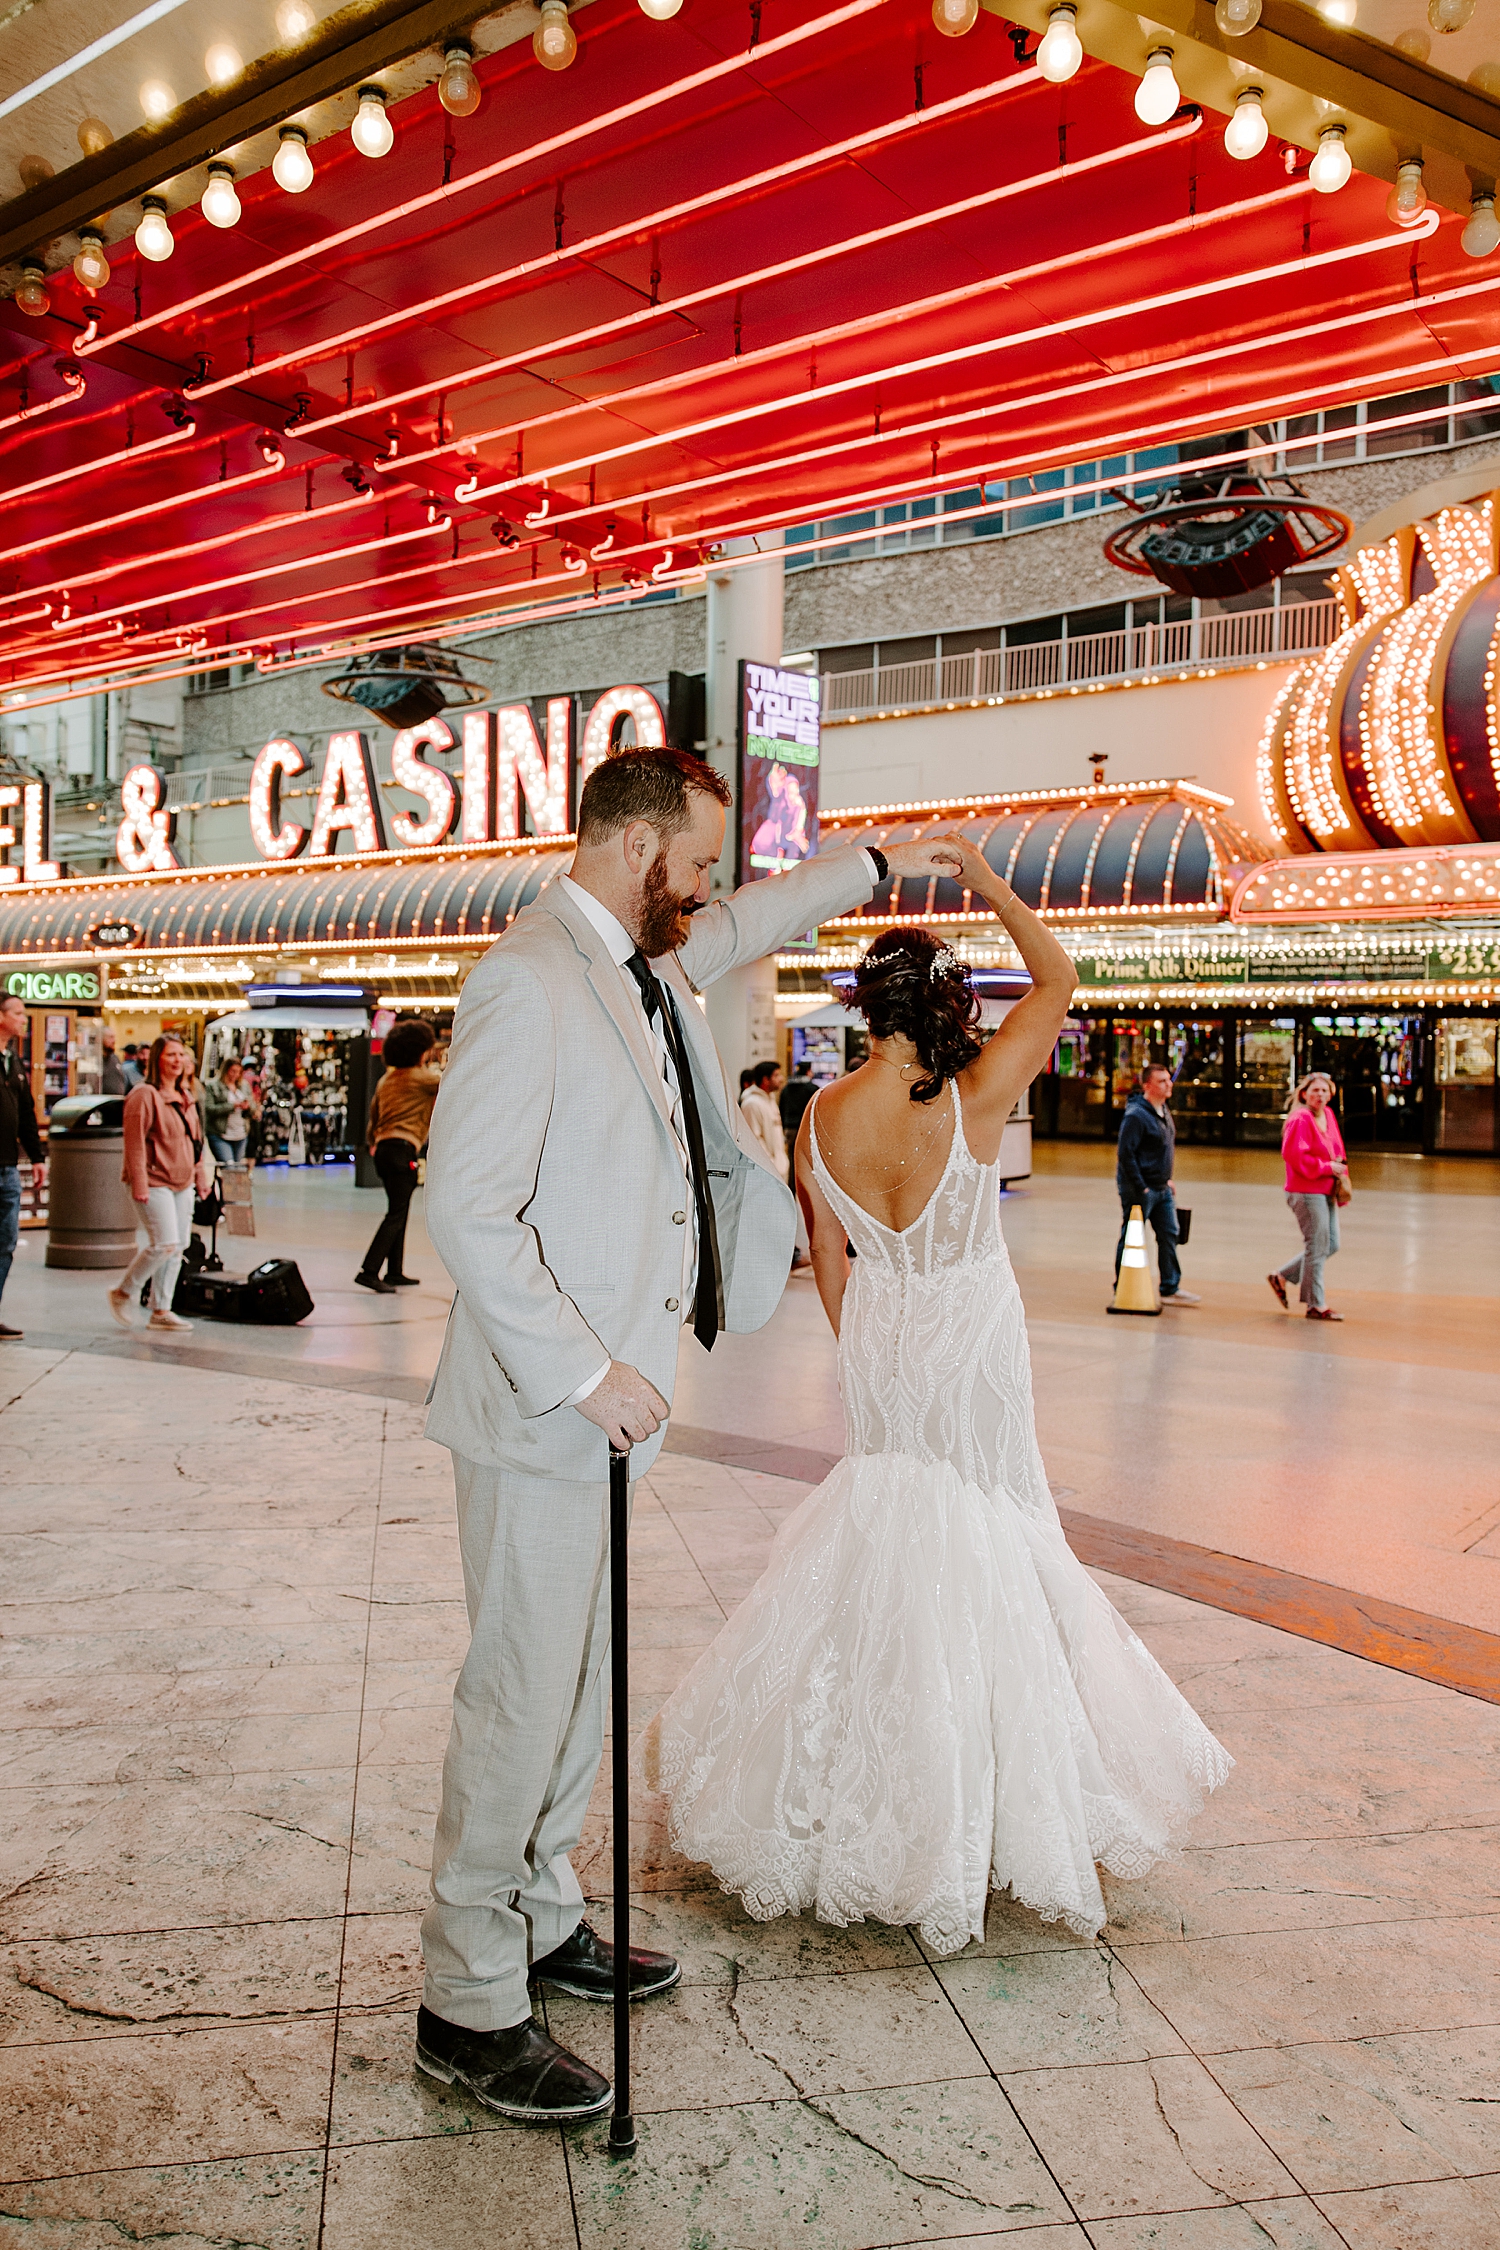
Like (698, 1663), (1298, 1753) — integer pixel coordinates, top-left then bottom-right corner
(1108, 1204), (1161, 1316)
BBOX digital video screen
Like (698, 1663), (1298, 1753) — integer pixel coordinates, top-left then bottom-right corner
(739, 661), (820, 881)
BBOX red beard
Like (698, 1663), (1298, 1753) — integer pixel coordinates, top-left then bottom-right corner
(638, 855), (697, 957)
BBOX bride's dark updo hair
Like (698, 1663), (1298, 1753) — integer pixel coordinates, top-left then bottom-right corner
(850, 927), (982, 1104)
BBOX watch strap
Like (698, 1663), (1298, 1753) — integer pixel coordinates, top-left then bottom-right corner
(867, 846), (889, 885)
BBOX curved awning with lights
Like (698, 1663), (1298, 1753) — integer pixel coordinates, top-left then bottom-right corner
(822, 782), (1268, 921)
(0, 841), (574, 959)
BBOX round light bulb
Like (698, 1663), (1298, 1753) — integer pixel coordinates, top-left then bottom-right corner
(1134, 48), (1180, 126)
(272, 126), (314, 191)
(204, 42), (242, 83)
(1214, 0), (1261, 32)
(77, 116), (114, 155)
(1393, 25), (1431, 55)
(1318, 0), (1357, 23)
(15, 263), (49, 317)
(275, 0), (316, 34)
(135, 197), (174, 261)
(1428, 0), (1474, 25)
(139, 79), (176, 120)
(931, 0), (978, 35)
(1225, 85), (1269, 158)
(1036, 5), (1083, 82)
(72, 230), (110, 292)
(351, 87), (393, 156)
(1386, 158), (1427, 224)
(1469, 60), (1500, 92)
(18, 152), (54, 191)
(1309, 123), (1352, 191)
(201, 163), (241, 226)
(533, 0), (576, 70)
(438, 44), (480, 112)
(638, 0), (683, 17)
(1463, 192), (1500, 256)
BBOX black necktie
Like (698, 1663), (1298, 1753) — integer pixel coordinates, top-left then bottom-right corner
(624, 949), (722, 1352)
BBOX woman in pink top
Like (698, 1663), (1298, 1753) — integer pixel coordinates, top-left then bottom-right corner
(107, 1033), (211, 1334)
(1268, 1072), (1349, 1321)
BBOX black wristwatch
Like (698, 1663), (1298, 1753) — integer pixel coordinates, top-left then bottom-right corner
(867, 847), (888, 885)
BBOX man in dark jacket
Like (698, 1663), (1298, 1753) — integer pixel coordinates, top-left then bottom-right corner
(1115, 1062), (1199, 1305)
(0, 994), (45, 1340)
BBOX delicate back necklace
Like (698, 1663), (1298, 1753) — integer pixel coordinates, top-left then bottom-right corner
(824, 1073), (952, 1187)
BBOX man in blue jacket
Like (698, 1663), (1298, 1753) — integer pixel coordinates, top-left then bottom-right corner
(1114, 1062), (1199, 1305)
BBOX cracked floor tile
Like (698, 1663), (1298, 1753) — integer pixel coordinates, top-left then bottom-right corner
(998, 2054), (1300, 2220)
(0, 2151), (323, 2249)
(935, 1946), (1186, 2073)
(322, 2125), (575, 2250)
(1, 1918), (343, 2046)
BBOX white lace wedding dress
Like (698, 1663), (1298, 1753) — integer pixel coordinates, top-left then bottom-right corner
(646, 1083), (1231, 1954)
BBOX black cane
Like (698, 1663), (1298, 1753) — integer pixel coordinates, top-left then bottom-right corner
(607, 1444), (637, 2157)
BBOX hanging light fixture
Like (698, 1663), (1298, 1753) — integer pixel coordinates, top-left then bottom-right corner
(1386, 158), (1427, 225)
(1214, 0), (1261, 32)
(72, 230), (110, 293)
(1224, 86), (1268, 158)
(1463, 191), (1500, 256)
(14, 262), (50, 317)
(1036, 5), (1083, 82)
(201, 163), (241, 226)
(1134, 48), (1180, 126)
(1428, 0), (1474, 29)
(275, 0), (316, 34)
(135, 197), (174, 260)
(351, 86), (393, 156)
(931, 0), (979, 35)
(1309, 123), (1351, 191)
(272, 125), (314, 191)
(533, 0), (577, 69)
(638, 0), (683, 17)
(438, 43), (480, 114)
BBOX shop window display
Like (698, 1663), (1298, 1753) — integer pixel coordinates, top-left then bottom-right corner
(1435, 1019), (1498, 1153)
(1305, 1015), (1425, 1148)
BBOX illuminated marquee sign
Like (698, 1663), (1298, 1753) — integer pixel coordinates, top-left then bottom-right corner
(5, 961), (102, 1003)
(0, 778), (61, 886)
(240, 684), (668, 868)
(738, 661), (820, 881)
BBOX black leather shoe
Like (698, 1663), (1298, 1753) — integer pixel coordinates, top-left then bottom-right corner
(414, 2006), (610, 2123)
(354, 1272), (396, 1294)
(531, 1918), (681, 2003)
(385, 1274), (421, 1287)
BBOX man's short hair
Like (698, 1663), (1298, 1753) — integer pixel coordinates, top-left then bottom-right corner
(576, 746), (731, 847)
(1141, 1061), (1172, 1082)
(747, 1059), (779, 1088)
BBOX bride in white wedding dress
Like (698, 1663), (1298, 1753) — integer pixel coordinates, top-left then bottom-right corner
(647, 840), (1231, 1954)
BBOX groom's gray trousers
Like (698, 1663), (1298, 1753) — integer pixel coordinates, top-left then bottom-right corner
(420, 1456), (632, 2031)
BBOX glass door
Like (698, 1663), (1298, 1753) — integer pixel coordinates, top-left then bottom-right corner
(1238, 1019), (1296, 1143)
(1435, 1018), (1497, 1152)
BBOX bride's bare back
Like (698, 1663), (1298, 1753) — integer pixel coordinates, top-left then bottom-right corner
(812, 1068), (957, 1236)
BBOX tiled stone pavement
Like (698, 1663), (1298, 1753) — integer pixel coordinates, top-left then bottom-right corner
(2, 1346), (1498, 2249)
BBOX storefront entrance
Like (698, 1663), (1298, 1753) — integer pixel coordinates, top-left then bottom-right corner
(1034, 1008), (1496, 1153)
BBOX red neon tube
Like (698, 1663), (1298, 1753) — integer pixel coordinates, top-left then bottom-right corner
(0, 423), (196, 522)
(0, 454), (306, 574)
(191, 63), (1039, 408)
(75, 0), (892, 361)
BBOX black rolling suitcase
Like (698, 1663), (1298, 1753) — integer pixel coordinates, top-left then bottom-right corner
(173, 1258), (313, 1325)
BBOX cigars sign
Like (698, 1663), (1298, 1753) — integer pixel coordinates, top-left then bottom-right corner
(111, 683), (670, 876)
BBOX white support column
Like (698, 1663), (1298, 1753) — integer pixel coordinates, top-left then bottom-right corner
(701, 534), (785, 1082)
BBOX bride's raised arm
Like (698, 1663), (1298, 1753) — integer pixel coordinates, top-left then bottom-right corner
(943, 839), (1077, 1146)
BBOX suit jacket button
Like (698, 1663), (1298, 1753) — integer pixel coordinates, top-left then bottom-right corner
(665, 1297), (679, 1312)
(672, 1211), (686, 1225)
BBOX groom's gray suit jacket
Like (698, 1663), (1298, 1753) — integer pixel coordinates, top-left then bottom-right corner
(423, 847), (875, 1480)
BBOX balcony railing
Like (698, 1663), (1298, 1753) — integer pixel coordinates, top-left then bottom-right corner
(821, 597), (1342, 719)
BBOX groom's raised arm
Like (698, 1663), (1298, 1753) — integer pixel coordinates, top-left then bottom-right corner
(674, 846), (878, 988)
(424, 956), (610, 1419)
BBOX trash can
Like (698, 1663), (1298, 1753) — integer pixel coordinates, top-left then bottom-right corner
(45, 1095), (138, 1269)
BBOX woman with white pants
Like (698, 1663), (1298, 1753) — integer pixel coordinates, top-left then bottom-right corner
(108, 1034), (211, 1334)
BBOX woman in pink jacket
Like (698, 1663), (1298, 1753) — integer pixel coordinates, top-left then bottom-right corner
(1268, 1072), (1349, 1322)
(108, 1033), (211, 1334)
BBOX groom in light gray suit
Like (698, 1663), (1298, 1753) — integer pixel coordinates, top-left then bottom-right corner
(415, 745), (954, 2123)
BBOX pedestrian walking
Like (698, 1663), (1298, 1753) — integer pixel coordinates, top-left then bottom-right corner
(0, 993), (44, 1341)
(779, 1058), (818, 1268)
(1269, 1072), (1348, 1322)
(204, 1057), (258, 1166)
(739, 1061), (789, 1180)
(108, 1034), (212, 1335)
(100, 1030), (127, 1096)
(1115, 1061), (1199, 1305)
(356, 1019), (442, 1293)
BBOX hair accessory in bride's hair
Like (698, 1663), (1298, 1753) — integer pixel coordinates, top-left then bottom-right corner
(930, 945), (960, 981)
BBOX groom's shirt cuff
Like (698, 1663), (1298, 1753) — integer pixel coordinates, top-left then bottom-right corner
(858, 848), (882, 886)
(566, 1358), (612, 1407)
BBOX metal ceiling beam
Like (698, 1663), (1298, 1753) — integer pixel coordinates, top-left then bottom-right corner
(0, 0), (525, 267)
